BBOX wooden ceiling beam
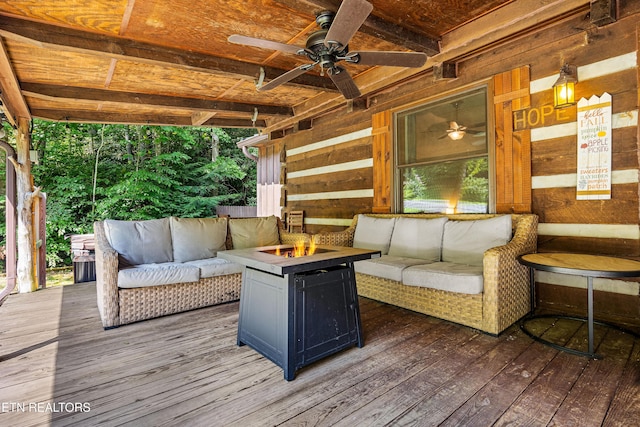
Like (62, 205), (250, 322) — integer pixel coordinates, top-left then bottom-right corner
(30, 109), (266, 128)
(0, 15), (336, 93)
(0, 37), (30, 125)
(272, 0), (440, 55)
(21, 82), (294, 117)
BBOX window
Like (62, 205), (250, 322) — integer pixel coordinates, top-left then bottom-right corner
(395, 87), (492, 213)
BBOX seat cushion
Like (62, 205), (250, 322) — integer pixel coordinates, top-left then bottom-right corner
(388, 216), (448, 261)
(184, 257), (243, 278)
(118, 262), (200, 288)
(441, 215), (512, 266)
(228, 216), (281, 249)
(353, 215), (396, 255)
(402, 262), (484, 294)
(104, 218), (173, 266)
(355, 255), (432, 282)
(170, 217), (228, 262)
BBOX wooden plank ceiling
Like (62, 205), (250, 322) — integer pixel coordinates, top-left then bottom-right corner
(0, 0), (587, 132)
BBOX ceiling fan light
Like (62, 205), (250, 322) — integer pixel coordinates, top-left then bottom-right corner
(448, 130), (465, 140)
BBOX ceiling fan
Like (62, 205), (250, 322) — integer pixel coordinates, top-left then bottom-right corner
(228, 0), (427, 99)
(439, 102), (485, 141)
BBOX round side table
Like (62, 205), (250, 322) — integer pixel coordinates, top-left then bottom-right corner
(518, 252), (640, 358)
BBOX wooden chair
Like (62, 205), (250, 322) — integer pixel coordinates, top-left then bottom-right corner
(287, 210), (304, 233)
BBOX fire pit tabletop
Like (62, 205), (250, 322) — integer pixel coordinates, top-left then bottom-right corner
(218, 245), (380, 275)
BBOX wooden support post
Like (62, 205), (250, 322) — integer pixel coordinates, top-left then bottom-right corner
(15, 117), (38, 293)
(0, 144), (17, 297)
(35, 193), (46, 289)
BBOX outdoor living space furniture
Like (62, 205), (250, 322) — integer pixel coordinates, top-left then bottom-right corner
(312, 213), (538, 335)
(94, 215), (309, 328)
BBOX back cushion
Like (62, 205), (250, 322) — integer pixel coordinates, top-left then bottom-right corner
(228, 216), (281, 249)
(388, 217), (448, 261)
(170, 217), (228, 262)
(442, 215), (512, 266)
(103, 218), (173, 266)
(353, 215), (396, 255)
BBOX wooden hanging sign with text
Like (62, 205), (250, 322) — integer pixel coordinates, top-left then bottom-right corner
(576, 93), (612, 200)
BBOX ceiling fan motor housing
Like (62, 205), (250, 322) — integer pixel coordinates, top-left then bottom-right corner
(306, 13), (349, 71)
(315, 11), (335, 29)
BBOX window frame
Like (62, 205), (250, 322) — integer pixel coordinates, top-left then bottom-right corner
(392, 84), (496, 214)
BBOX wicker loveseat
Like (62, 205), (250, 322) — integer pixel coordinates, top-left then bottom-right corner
(94, 215), (308, 328)
(312, 213), (538, 335)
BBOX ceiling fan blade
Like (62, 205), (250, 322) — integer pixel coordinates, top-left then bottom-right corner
(353, 51), (427, 67)
(328, 67), (361, 99)
(258, 64), (314, 92)
(228, 34), (301, 55)
(324, 0), (373, 48)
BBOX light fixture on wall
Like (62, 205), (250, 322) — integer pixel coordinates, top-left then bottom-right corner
(552, 64), (578, 108)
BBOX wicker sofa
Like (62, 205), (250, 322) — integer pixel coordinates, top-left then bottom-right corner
(94, 215), (308, 328)
(312, 213), (538, 335)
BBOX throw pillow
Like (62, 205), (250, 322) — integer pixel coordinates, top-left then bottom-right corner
(170, 217), (228, 262)
(441, 215), (512, 266)
(103, 217), (173, 266)
(353, 215), (396, 255)
(388, 216), (448, 261)
(228, 216), (281, 249)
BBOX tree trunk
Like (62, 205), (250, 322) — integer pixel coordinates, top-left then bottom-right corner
(15, 117), (37, 293)
(211, 130), (219, 162)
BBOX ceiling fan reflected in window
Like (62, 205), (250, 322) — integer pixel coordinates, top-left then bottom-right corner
(228, 0), (428, 99)
(439, 102), (485, 141)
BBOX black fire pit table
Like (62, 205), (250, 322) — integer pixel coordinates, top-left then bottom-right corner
(218, 244), (380, 380)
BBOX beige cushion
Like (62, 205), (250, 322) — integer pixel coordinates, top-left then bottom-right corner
(388, 217), (448, 261)
(185, 258), (243, 278)
(117, 262), (200, 288)
(442, 215), (512, 266)
(228, 216), (280, 249)
(355, 255), (431, 282)
(353, 215), (396, 255)
(170, 217), (228, 262)
(104, 218), (173, 266)
(402, 262), (484, 294)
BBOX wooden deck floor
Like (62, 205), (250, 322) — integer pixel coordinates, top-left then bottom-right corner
(0, 282), (639, 426)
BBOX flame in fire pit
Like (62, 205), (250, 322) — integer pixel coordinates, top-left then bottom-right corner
(274, 239), (317, 257)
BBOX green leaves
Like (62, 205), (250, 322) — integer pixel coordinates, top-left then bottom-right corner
(28, 121), (258, 266)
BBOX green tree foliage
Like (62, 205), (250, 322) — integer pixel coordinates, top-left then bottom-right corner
(25, 121), (257, 267)
(403, 157), (489, 213)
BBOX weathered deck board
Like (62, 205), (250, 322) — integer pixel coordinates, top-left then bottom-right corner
(0, 282), (638, 427)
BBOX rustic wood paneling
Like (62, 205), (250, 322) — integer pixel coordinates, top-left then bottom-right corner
(371, 110), (393, 213)
(494, 66), (532, 213)
(532, 127), (638, 176)
(287, 169), (373, 194)
(538, 235), (640, 257)
(532, 184), (639, 224)
(258, 143), (281, 185)
(286, 139), (372, 172)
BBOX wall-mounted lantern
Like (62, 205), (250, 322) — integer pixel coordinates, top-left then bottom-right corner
(553, 64), (578, 108)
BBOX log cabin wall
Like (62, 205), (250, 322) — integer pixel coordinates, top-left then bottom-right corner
(270, 3), (640, 326)
(256, 143), (282, 218)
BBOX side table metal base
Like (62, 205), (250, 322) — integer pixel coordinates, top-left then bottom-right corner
(520, 314), (640, 359)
